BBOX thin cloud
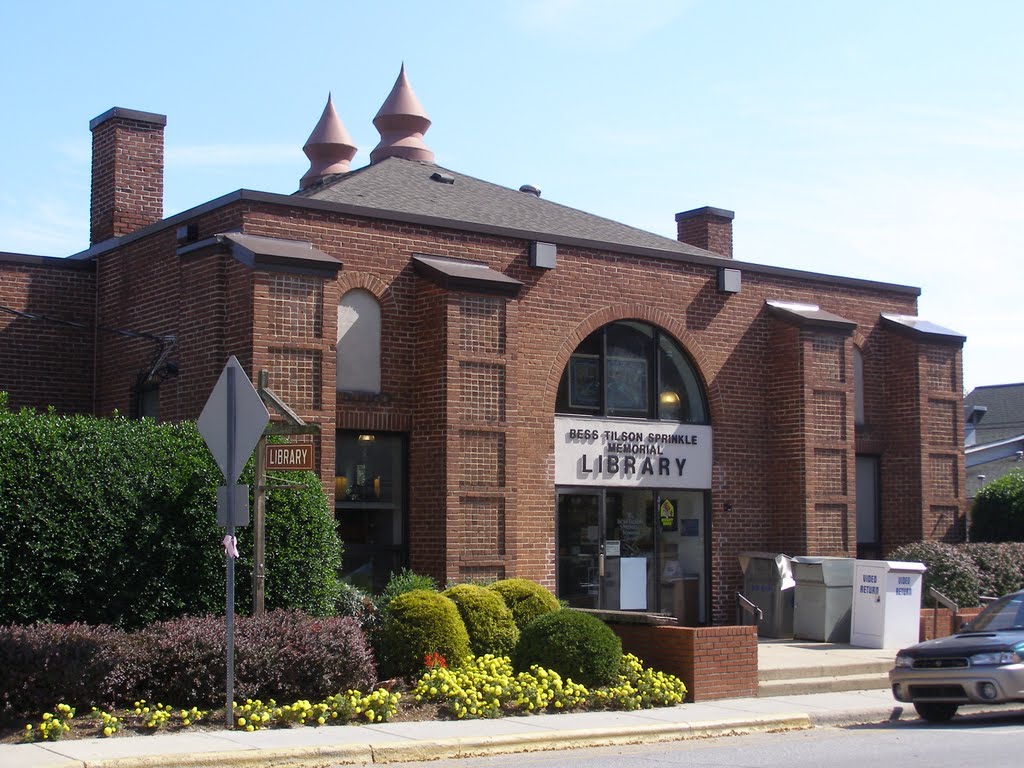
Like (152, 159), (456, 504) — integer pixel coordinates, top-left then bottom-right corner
(168, 144), (301, 167)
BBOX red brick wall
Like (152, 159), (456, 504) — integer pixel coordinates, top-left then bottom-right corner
(919, 606), (983, 641)
(234, 200), (952, 622)
(90, 113), (165, 245)
(611, 623), (758, 701)
(0, 257), (95, 413)
(878, 333), (966, 553)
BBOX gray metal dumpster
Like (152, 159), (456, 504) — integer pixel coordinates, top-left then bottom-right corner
(792, 556), (854, 642)
(738, 552), (794, 638)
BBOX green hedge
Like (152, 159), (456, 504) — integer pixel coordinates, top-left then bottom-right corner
(971, 470), (1024, 542)
(890, 540), (1024, 607)
(487, 578), (560, 632)
(890, 541), (981, 608)
(0, 397), (342, 628)
(512, 609), (622, 687)
(444, 583), (519, 657)
(376, 589), (470, 679)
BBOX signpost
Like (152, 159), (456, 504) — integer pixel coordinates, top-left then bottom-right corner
(198, 357), (269, 729)
(252, 370), (319, 615)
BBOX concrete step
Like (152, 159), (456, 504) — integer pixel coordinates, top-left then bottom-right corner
(758, 659), (893, 682)
(758, 672), (891, 697)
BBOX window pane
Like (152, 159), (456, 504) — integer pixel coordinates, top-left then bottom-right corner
(557, 329), (604, 414)
(336, 431), (406, 594)
(606, 322), (652, 417)
(337, 289), (381, 393)
(657, 334), (706, 423)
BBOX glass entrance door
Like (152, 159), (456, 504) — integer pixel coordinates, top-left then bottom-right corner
(557, 488), (708, 622)
(603, 490), (656, 610)
(557, 492), (602, 608)
(557, 490), (658, 611)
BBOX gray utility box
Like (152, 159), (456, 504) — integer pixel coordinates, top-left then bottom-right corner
(792, 556), (854, 643)
(738, 552), (795, 638)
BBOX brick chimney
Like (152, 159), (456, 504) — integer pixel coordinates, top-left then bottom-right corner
(675, 206), (735, 258)
(90, 107), (167, 245)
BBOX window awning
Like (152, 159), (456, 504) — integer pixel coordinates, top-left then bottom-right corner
(881, 314), (966, 345)
(412, 253), (523, 296)
(178, 232), (342, 275)
(766, 300), (856, 333)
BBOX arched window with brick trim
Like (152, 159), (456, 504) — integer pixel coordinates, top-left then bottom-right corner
(555, 320), (707, 423)
(336, 289), (381, 393)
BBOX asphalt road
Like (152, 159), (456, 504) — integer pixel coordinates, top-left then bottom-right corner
(369, 709), (1024, 768)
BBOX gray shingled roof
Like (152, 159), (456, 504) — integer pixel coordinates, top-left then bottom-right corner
(298, 157), (717, 259)
(965, 383), (1024, 443)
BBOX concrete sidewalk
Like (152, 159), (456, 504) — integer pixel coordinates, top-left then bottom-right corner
(1, 688), (911, 768)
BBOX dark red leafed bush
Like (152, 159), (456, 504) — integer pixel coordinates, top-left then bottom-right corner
(235, 610), (377, 702)
(0, 622), (135, 714)
(131, 615), (225, 705)
(136, 611), (377, 706)
(0, 610), (377, 714)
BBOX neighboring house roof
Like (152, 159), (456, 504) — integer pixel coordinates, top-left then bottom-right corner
(964, 383), (1024, 443)
(297, 156), (718, 259)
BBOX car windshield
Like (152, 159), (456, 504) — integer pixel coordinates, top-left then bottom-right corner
(963, 593), (1024, 632)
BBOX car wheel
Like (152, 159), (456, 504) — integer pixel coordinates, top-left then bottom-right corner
(913, 702), (959, 722)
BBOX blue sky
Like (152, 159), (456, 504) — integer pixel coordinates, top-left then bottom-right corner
(2, 1), (1021, 392)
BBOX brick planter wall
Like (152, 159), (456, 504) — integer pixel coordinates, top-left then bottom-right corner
(918, 606), (984, 642)
(609, 623), (758, 701)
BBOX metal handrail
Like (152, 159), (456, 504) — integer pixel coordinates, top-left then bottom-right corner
(979, 595), (998, 604)
(928, 587), (958, 613)
(928, 587), (958, 638)
(736, 592), (763, 626)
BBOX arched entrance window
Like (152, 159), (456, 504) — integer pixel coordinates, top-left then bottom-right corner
(555, 321), (708, 423)
(554, 320), (711, 624)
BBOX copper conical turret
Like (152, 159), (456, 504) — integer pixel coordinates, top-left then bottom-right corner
(370, 64), (434, 164)
(300, 94), (357, 188)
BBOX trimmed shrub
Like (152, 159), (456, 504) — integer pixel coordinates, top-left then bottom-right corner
(962, 542), (1024, 598)
(443, 584), (520, 656)
(890, 541), (981, 608)
(971, 470), (1024, 542)
(487, 578), (560, 632)
(512, 609), (622, 688)
(234, 610), (376, 702)
(377, 569), (438, 612)
(0, 402), (343, 628)
(376, 590), (470, 679)
(137, 611), (377, 706)
(0, 610), (377, 713)
(0, 622), (134, 714)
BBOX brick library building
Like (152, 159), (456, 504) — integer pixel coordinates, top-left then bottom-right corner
(0, 68), (967, 625)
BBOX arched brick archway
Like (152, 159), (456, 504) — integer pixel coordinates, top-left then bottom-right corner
(542, 304), (722, 624)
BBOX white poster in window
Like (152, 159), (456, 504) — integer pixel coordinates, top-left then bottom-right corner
(620, 557), (647, 610)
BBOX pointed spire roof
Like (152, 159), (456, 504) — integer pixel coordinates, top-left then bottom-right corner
(370, 64), (435, 164)
(300, 94), (357, 189)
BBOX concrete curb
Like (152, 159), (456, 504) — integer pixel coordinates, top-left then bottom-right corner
(73, 714), (813, 768)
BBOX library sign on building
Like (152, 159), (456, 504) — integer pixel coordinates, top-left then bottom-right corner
(554, 417), (712, 488)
